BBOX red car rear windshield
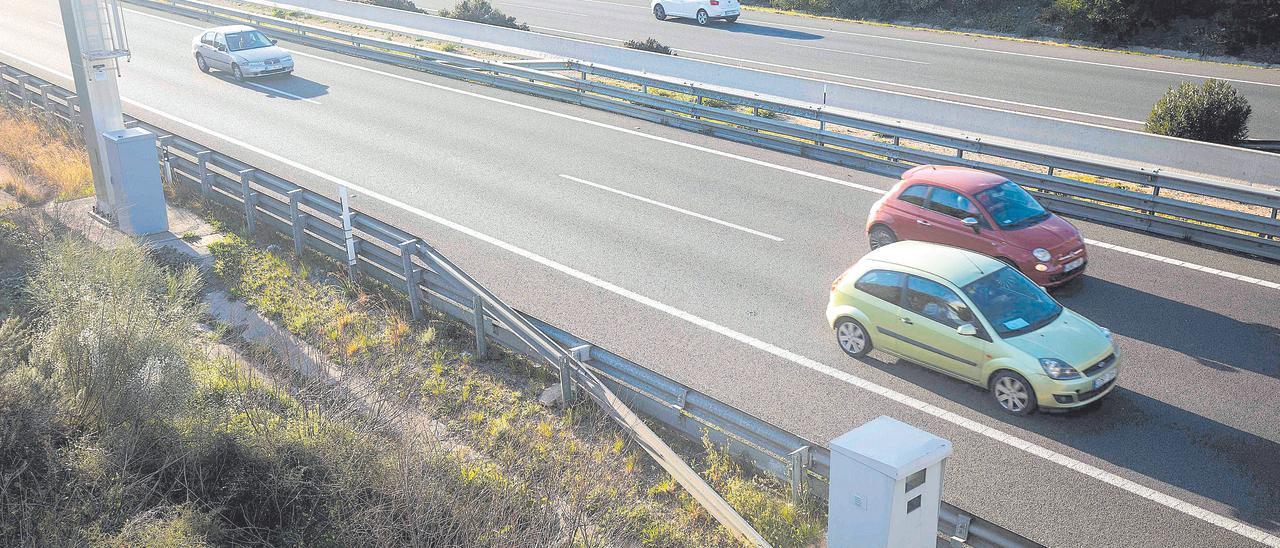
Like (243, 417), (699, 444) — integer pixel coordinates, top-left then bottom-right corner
(975, 182), (1049, 230)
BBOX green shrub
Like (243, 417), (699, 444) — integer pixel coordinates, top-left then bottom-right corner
(440, 0), (528, 30)
(1146, 79), (1251, 144)
(624, 37), (674, 55)
(1043, 0), (1139, 42)
(26, 238), (202, 430)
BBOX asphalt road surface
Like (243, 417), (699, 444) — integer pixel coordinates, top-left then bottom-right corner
(399, 0), (1280, 136)
(3, 1), (1279, 545)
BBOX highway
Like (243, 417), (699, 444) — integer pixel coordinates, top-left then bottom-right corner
(3, 1), (1279, 545)
(393, 0), (1280, 136)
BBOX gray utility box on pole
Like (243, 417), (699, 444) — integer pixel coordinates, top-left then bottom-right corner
(827, 416), (952, 548)
(102, 127), (167, 235)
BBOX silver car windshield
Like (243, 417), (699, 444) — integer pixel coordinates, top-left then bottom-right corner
(962, 267), (1062, 337)
(225, 31), (272, 52)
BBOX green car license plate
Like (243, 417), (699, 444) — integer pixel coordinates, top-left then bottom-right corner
(1094, 368), (1117, 389)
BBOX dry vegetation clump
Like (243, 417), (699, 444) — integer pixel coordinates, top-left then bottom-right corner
(0, 105), (92, 204)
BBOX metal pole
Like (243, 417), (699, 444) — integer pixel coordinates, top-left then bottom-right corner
(196, 150), (212, 197)
(58, 0), (128, 219)
(400, 240), (422, 321)
(788, 446), (810, 506)
(287, 188), (306, 259)
(471, 295), (488, 359)
(239, 169), (256, 234)
(339, 185), (358, 282)
(559, 356), (575, 407)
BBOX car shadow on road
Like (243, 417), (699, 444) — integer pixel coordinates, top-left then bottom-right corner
(858, 351), (1280, 529)
(215, 73), (330, 101)
(669, 19), (823, 40)
(1053, 276), (1279, 377)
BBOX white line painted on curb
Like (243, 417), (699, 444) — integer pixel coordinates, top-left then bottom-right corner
(760, 19), (1280, 89)
(777, 41), (930, 65)
(5, 47), (1278, 547)
(560, 174), (784, 241)
(533, 25), (1147, 125)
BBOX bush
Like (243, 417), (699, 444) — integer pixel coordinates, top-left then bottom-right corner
(1043, 0), (1140, 42)
(440, 0), (528, 30)
(624, 37), (674, 55)
(26, 238), (203, 430)
(1146, 79), (1251, 144)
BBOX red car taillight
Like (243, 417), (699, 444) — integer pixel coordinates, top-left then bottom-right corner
(710, 0), (719, 5)
(832, 271), (846, 291)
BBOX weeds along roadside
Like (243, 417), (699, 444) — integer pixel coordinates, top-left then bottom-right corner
(0, 103), (93, 205)
(180, 176), (825, 546)
(0, 96), (826, 544)
(0, 212), (583, 546)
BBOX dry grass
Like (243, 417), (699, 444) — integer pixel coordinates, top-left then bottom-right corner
(0, 106), (92, 204)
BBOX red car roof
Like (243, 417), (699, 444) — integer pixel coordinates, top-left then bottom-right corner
(901, 165), (1007, 194)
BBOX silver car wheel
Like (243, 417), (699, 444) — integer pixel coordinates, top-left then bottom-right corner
(837, 321), (865, 354)
(696, 9), (709, 25)
(994, 376), (1030, 412)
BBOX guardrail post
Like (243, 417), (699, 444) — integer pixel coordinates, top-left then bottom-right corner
(471, 295), (488, 359)
(287, 189), (306, 259)
(399, 239), (422, 321)
(65, 94), (79, 128)
(788, 445), (810, 505)
(13, 75), (28, 105)
(339, 185), (359, 282)
(38, 84), (52, 123)
(196, 151), (212, 197)
(559, 356), (576, 407)
(156, 135), (174, 185)
(238, 169), (257, 235)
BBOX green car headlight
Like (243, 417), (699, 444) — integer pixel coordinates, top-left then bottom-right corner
(1040, 358), (1081, 380)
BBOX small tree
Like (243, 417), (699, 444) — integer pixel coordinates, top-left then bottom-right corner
(1146, 79), (1251, 144)
(440, 0), (528, 30)
(623, 37), (674, 55)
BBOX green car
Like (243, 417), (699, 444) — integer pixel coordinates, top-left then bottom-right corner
(826, 241), (1118, 415)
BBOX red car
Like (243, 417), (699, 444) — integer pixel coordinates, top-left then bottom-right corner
(866, 165), (1088, 287)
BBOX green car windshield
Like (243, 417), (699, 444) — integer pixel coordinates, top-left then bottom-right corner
(962, 267), (1062, 337)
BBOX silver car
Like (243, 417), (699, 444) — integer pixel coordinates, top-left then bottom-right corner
(192, 25), (294, 80)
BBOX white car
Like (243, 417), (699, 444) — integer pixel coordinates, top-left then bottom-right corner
(652, 0), (739, 25)
(192, 25), (294, 80)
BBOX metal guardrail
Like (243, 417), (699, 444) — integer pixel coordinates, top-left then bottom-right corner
(128, 0), (1280, 263)
(1, 57), (1040, 548)
(1240, 140), (1280, 154)
(0, 64), (766, 547)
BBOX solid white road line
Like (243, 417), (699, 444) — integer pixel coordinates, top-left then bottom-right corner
(4, 46), (1278, 546)
(15, 13), (1280, 292)
(777, 42), (930, 65)
(531, 25), (1148, 125)
(498, 2), (589, 17)
(241, 80), (322, 104)
(559, 174), (784, 241)
(760, 19), (1280, 89)
(1085, 239), (1280, 290)
(45, 20), (61, 27)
